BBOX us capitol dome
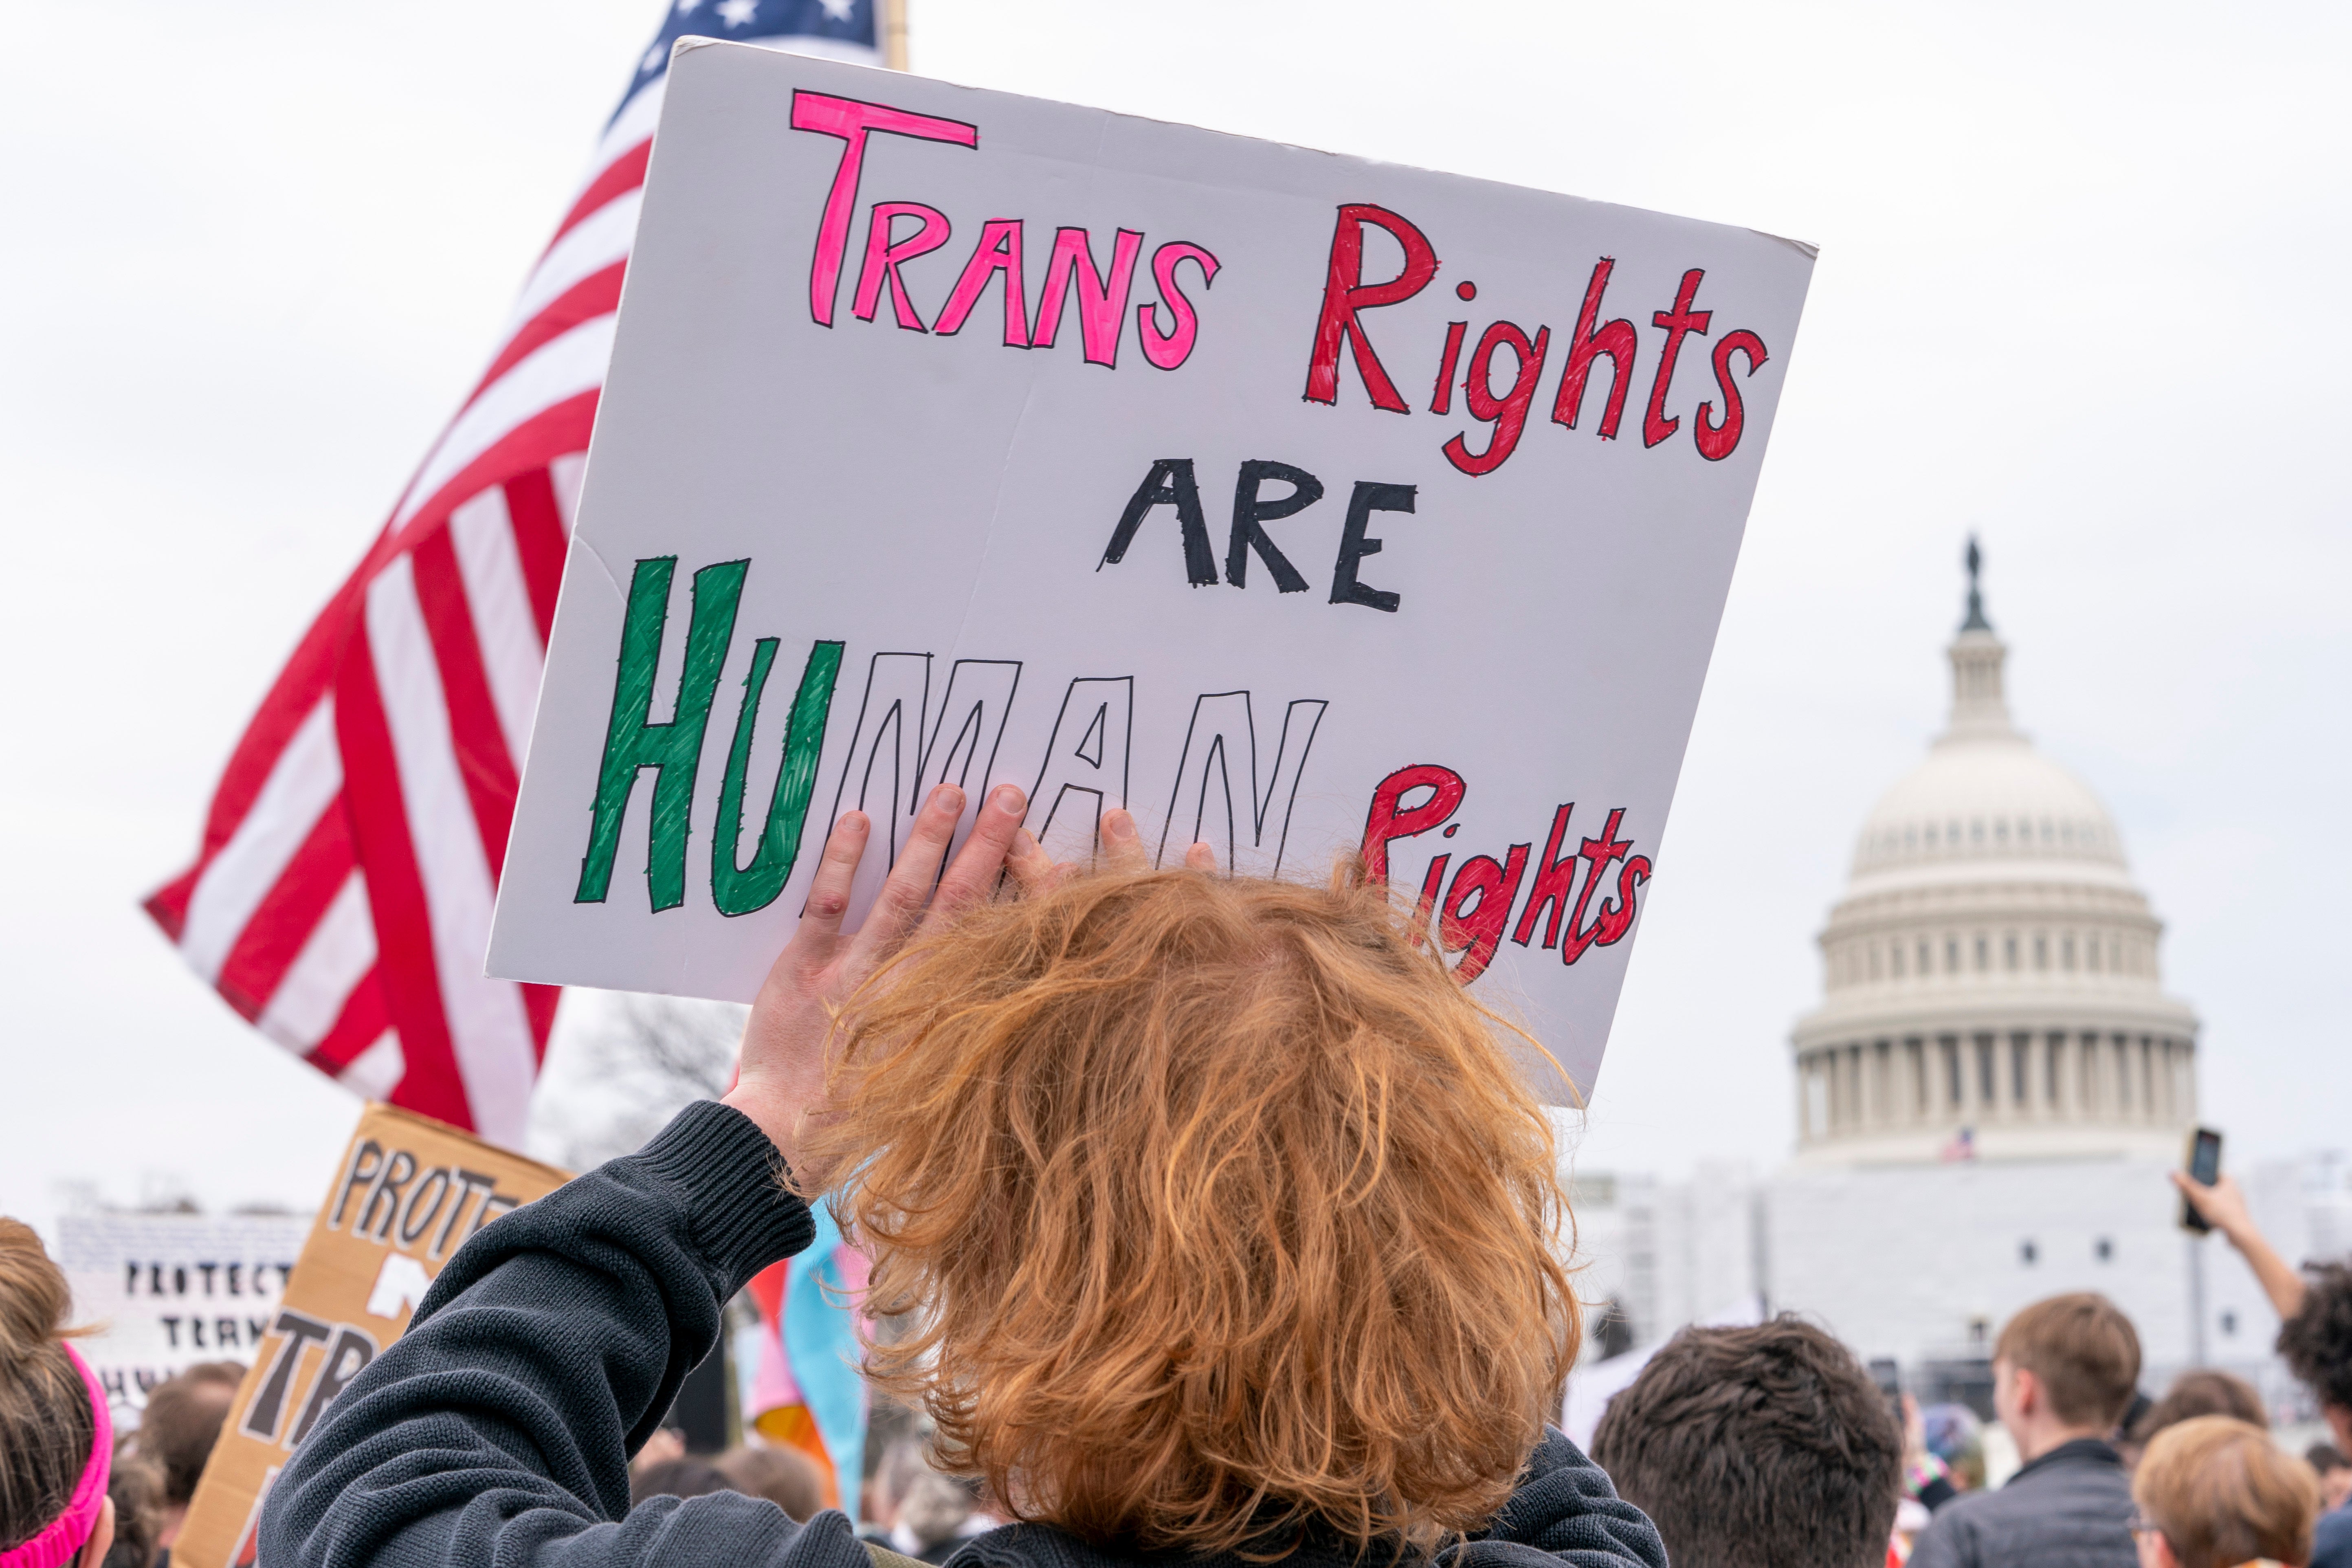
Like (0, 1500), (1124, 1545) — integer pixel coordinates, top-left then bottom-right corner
(1790, 544), (2200, 1166)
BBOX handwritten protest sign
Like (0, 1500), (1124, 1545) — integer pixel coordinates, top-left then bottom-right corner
(59, 1213), (310, 1425)
(173, 1105), (567, 1568)
(488, 42), (1815, 1097)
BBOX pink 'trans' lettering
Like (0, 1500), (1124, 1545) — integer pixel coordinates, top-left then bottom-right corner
(854, 201), (954, 330)
(788, 90), (978, 327)
(934, 219), (1032, 346)
(1031, 227), (1145, 367)
(1138, 242), (1220, 371)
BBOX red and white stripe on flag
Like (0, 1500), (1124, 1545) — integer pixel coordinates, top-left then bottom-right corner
(144, 81), (673, 1149)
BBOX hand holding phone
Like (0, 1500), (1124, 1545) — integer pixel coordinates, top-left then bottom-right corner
(2178, 1127), (2223, 1233)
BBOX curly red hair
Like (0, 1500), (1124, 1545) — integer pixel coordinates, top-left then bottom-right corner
(800, 866), (1578, 1556)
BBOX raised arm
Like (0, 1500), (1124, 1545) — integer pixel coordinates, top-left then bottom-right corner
(264, 784), (1034, 1568)
(259, 1100), (839, 1568)
(2174, 1171), (2308, 1322)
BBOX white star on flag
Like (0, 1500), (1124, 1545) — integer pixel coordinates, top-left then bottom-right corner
(817, 0), (855, 20)
(717, 0), (758, 26)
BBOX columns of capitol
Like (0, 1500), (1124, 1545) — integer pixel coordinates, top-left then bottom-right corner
(1789, 542), (2200, 1166)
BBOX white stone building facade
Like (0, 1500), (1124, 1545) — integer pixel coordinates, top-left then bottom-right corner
(1571, 552), (2349, 1423)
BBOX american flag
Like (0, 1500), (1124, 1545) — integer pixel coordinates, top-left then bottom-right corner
(143, 0), (890, 1148)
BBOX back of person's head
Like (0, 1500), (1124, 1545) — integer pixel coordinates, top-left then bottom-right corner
(2130, 1368), (2267, 1445)
(1588, 1317), (1901, 1568)
(2280, 1261), (2352, 1418)
(2133, 1415), (2319, 1568)
(136, 1361), (245, 1508)
(99, 1454), (160, 1568)
(627, 1456), (732, 1507)
(2308, 1443), (2352, 1512)
(806, 868), (1576, 1556)
(895, 1470), (978, 1553)
(1994, 1292), (2141, 1429)
(1, 1217), (100, 1553)
(713, 1445), (823, 1522)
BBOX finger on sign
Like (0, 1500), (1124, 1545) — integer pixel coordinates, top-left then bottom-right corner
(932, 784), (1027, 919)
(1005, 827), (1057, 895)
(1101, 807), (1150, 873)
(854, 783), (964, 959)
(1184, 840), (1218, 874)
(798, 811), (870, 941)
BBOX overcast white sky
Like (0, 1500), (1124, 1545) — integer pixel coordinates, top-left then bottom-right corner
(2, 0), (2344, 1236)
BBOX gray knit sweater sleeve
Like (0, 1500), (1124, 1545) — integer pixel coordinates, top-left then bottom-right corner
(259, 1100), (863, 1568)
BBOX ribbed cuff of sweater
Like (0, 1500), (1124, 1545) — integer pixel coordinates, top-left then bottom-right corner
(631, 1098), (818, 1295)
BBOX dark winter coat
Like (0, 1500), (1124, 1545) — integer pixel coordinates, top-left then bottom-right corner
(1907, 1436), (2137, 1568)
(259, 1101), (1666, 1568)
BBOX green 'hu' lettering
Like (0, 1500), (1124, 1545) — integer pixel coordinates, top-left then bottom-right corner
(712, 637), (843, 916)
(574, 556), (748, 910)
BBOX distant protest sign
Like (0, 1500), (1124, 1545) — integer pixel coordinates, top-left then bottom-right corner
(488, 42), (1814, 1097)
(60, 1213), (310, 1425)
(173, 1105), (567, 1568)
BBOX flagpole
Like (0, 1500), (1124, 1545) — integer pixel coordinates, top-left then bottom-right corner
(882, 0), (909, 70)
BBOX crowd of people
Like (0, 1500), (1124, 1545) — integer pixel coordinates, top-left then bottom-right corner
(1, 797), (2347, 1568)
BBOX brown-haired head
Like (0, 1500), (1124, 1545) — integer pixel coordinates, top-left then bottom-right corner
(2133, 1415), (2319, 1568)
(799, 866), (1578, 1557)
(136, 1362), (244, 1507)
(2128, 1368), (2267, 1447)
(1993, 1292), (2140, 1429)
(1590, 1317), (1901, 1568)
(0, 1217), (97, 1550)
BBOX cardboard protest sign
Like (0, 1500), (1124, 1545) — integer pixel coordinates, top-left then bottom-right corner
(489, 42), (1815, 1098)
(173, 1105), (568, 1568)
(59, 1213), (311, 1425)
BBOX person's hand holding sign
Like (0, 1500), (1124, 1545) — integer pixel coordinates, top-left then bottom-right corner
(723, 785), (1218, 1182)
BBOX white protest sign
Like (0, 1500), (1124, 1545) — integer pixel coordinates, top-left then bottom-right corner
(488, 42), (1813, 1098)
(57, 1213), (309, 1424)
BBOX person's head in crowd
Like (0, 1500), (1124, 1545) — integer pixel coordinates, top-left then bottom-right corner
(1919, 1402), (1986, 1492)
(626, 1456), (732, 1508)
(892, 1471), (980, 1561)
(0, 1217), (116, 1568)
(2306, 1444), (2351, 1514)
(2121, 1368), (2267, 1471)
(864, 1439), (928, 1538)
(132, 1361), (244, 1542)
(2280, 1260), (2352, 1462)
(1589, 1317), (1902, 1568)
(712, 1446), (823, 1524)
(2138, 1369), (2268, 1438)
(801, 865), (1579, 1556)
(1993, 1292), (2141, 1462)
(97, 1452), (160, 1568)
(2130, 1415), (2319, 1568)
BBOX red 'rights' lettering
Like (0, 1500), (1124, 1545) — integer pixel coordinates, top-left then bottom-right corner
(1359, 763), (1465, 885)
(1695, 329), (1767, 462)
(1552, 258), (1639, 440)
(1642, 269), (1712, 450)
(1302, 204), (1439, 412)
(1443, 321), (1551, 477)
(788, 91), (977, 328)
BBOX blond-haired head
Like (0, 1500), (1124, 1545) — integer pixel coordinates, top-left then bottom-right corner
(2133, 1415), (2320, 1568)
(800, 866), (1577, 1556)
